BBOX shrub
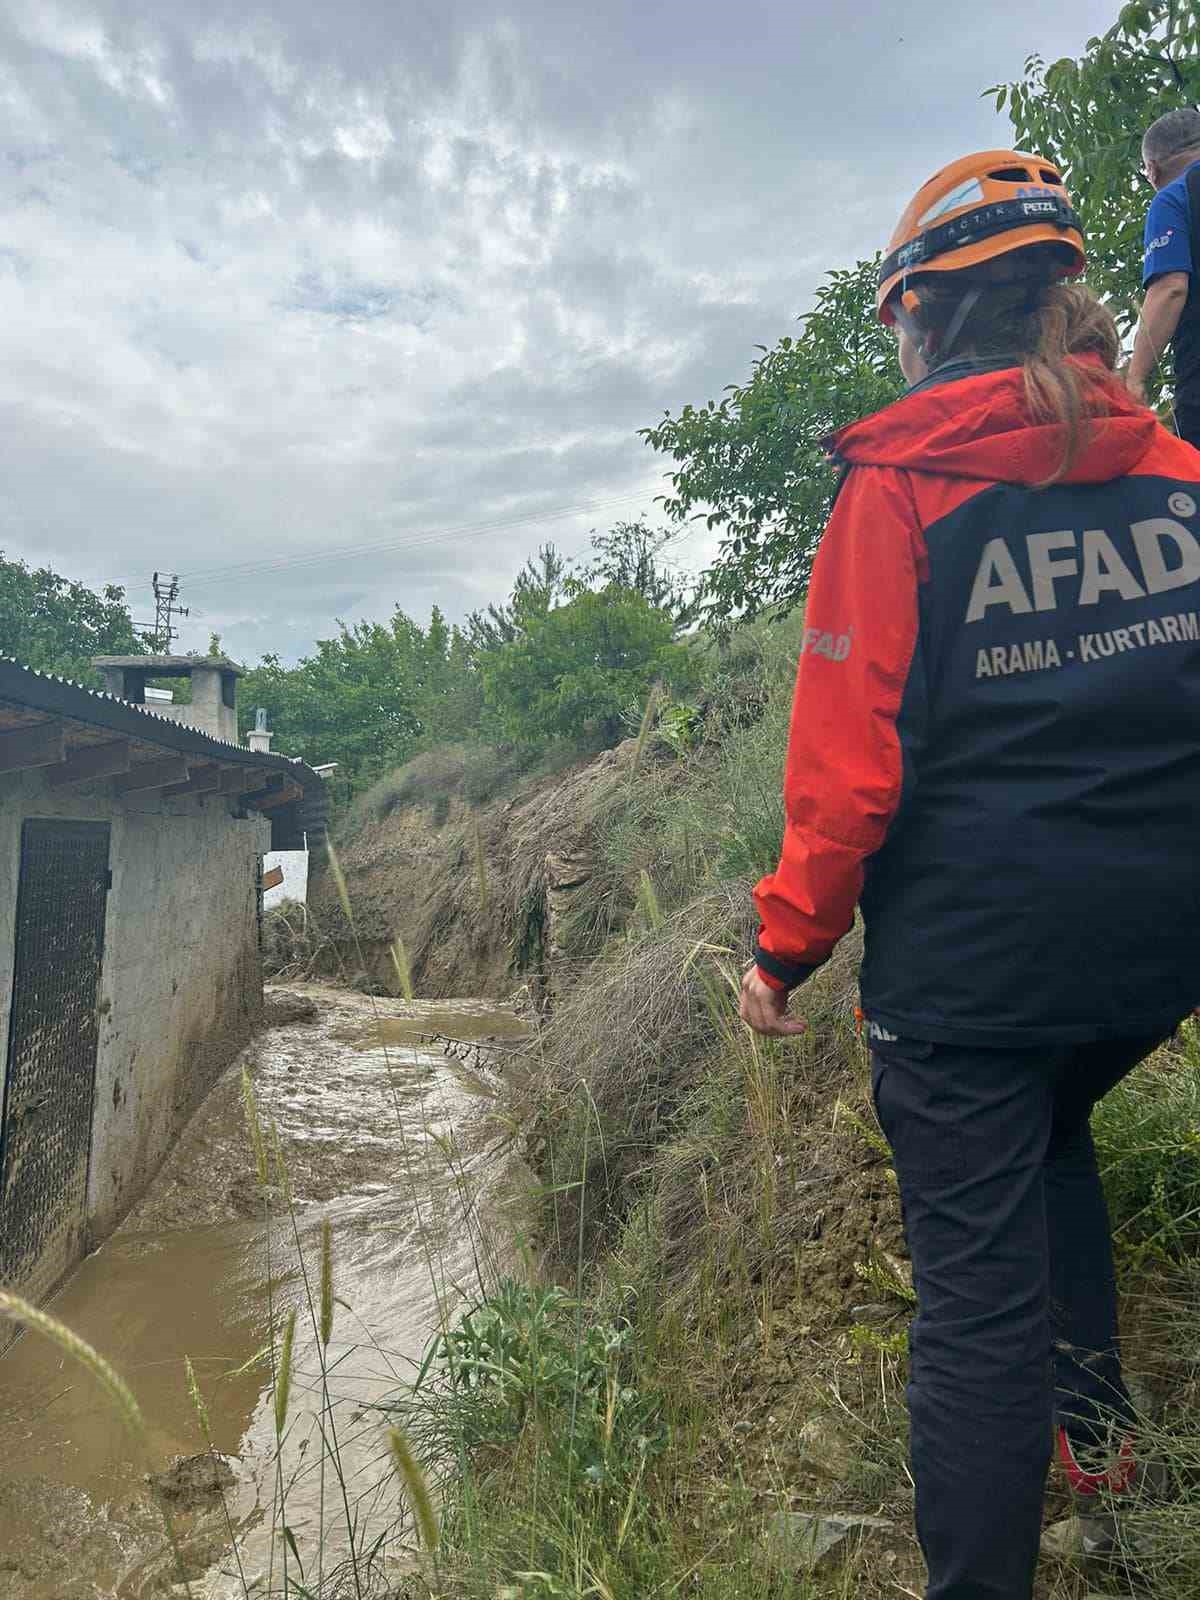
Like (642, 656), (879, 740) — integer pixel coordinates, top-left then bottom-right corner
(408, 1280), (666, 1472)
(398, 1278), (816, 1598)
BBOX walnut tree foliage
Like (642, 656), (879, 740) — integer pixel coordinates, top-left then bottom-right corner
(988, 1), (1200, 341)
(0, 552), (146, 686)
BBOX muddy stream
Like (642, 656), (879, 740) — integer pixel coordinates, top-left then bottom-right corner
(0, 986), (530, 1598)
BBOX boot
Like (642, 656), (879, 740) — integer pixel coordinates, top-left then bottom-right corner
(1054, 1426), (1138, 1557)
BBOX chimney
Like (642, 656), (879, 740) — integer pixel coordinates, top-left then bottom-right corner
(247, 706), (274, 754)
(93, 653), (242, 744)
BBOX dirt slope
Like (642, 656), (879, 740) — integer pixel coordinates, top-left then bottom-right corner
(295, 738), (670, 1001)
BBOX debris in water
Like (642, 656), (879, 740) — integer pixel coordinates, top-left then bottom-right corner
(262, 991), (320, 1028)
(147, 1451), (236, 1505)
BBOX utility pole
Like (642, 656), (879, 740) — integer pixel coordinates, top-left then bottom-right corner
(138, 573), (189, 651)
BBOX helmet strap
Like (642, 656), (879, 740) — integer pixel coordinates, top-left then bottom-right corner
(895, 282), (984, 370)
(935, 285), (983, 365)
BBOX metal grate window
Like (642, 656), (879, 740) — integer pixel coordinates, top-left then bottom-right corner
(1, 820), (110, 1306)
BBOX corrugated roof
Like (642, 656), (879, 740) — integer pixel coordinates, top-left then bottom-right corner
(0, 655), (323, 796)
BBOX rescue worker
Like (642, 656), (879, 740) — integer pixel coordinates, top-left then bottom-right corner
(1126, 107), (1200, 446)
(739, 150), (1200, 1600)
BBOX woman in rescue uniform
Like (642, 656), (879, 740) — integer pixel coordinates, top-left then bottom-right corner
(739, 150), (1200, 1600)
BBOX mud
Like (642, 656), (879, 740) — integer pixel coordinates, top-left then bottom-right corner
(339, 1010), (533, 1048)
(0, 985), (530, 1599)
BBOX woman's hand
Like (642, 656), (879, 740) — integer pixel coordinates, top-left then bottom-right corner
(739, 965), (809, 1038)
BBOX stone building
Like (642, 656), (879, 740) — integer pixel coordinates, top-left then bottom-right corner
(0, 654), (325, 1311)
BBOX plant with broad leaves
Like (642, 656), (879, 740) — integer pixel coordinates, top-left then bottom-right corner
(414, 1277), (668, 1484)
(987, 2), (1200, 358)
(0, 552), (146, 686)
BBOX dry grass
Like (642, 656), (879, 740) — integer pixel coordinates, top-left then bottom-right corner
(524, 878), (872, 1295)
(306, 734), (648, 1000)
(339, 743), (566, 843)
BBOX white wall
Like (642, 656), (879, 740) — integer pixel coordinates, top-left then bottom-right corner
(0, 768), (269, 1251)
(264, 848), (309, 910)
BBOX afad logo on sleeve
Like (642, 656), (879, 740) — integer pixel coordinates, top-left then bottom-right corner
(1145, 227), (1176, 264)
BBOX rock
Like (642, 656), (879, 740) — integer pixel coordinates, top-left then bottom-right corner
(876, 1245), (914, 1295)
(768, 1510), (893, 1573)
(1040, 1513), (1153, 1563)
(262, 991), (320, 1027)
(1125, 1372), (1162, 1422)
(794, 1418), (856, 1481)
(1041, 1516), (1087, 1560)
(850, 1302), (897, 1324)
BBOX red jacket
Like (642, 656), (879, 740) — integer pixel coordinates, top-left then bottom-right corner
(753, 363), (1200, 1043)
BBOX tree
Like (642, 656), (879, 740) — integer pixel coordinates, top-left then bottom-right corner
(241, 616), (425, 789)
(642, 259), (903, 626)
(239, 604), (484, 795)
(990, 3), (1200, 351)
(236, 524), (697, 794)
(411, 606), (485, 746)
(466, 545), (567, 653)
(0, 553), (146, 685)
(479, 585), (694, 746)
(578, 520), (691, 622)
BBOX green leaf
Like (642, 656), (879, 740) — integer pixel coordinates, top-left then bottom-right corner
(283, 1526), (305, 1577)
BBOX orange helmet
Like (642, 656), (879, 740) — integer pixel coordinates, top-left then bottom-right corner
(877, 150), (1085, 325)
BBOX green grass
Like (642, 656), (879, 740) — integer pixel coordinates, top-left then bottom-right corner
(594, 614), (800, 928)
(342, 743), (536, 836)
(396, 1275), (880, 1600)
(1093, 1023), (1200, 1267)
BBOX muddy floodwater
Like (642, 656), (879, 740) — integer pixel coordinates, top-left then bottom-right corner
(0, 986), (529, 1599)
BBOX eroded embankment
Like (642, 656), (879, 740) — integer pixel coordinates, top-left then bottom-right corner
(284, 738), (685, 1003)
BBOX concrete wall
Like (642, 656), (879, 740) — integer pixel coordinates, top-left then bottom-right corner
(185, 666), (240, 745)
(0, 768), (269, 1249)
(137, 680), (238, 744)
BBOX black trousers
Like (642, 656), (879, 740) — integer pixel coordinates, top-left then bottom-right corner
(870, 1029), (1174, 1600)
(1174, 398), (1200, 449)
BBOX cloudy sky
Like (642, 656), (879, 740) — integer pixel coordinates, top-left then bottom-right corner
(1, 0), (1115, 661)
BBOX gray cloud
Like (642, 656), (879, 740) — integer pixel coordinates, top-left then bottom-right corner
(1, 0), (1115, 659)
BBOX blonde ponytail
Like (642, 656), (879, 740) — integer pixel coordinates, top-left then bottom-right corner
(1021, 283), (1121, 485)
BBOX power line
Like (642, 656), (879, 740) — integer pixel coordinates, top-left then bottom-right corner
(115, 488), (661, 595)
(176, 488), (655, 588)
